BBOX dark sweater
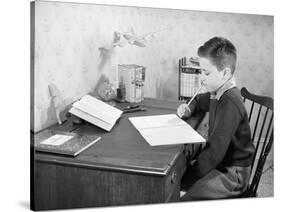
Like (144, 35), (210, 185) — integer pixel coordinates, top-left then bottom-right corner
(187, 87), (255, 180)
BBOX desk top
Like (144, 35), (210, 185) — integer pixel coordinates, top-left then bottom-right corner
(34, 98), (202, 176)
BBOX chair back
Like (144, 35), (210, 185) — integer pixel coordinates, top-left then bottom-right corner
(240, 87), (273, 197)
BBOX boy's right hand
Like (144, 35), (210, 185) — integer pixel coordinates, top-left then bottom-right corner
(177, 103), (192, 119)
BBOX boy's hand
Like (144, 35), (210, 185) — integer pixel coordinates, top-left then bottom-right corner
(177, 103), (192, 119)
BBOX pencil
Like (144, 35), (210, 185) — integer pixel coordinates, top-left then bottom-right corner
(186, 84), (204, 108)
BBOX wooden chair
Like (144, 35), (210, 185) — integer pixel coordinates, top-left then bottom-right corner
(240, 87), (274, 197)
(180, 87), (273, 199)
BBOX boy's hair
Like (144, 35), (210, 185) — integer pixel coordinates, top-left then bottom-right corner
(197, 37), (237, 74)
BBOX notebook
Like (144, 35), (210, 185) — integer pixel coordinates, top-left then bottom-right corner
(34, 130), (101, 157)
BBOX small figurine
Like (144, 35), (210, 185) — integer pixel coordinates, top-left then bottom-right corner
(97, 82), (117, 106)
(48, 83), (73, 125)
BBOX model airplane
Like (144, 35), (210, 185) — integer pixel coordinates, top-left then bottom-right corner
(98, 27), (169, 51)
(121, 27), (168, 47)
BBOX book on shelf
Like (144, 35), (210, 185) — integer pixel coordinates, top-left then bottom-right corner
(34, 130), (101, 157)
(179, 57), (203, 98)
(69, 95), (123, 132)
(180, 69), (201, 98)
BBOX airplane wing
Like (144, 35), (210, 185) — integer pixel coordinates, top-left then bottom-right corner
(141, 28), (168, 40)
(113, 37), (128, 47)
(99, 32), (129, 51)
(132, 40), (146, 47)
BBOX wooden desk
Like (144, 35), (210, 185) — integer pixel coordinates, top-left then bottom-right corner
(31, 98), (204, 210)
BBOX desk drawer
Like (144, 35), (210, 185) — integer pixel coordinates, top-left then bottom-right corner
(164, 152), (186, 202)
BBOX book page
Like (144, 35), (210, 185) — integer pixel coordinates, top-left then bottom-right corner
(40, 134), (74, 146)
(82, 95), (122, 119)
(129, 114), (186, 129)
(69, 107), (112, 131)
(73, 95), (122, 125)
(129, 114), (206, 146)
(139, 125), (205, 146)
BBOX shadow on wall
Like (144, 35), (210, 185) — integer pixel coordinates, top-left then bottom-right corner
(90, 74), (110, 97)
(41, 100), (56, 132)
(98, 48), (116, 71)
(156, 59), (178, 100)
(39, 84), (76, 131)
(161, 75), (177, 100)
(34, 76), (110, 133)
(156, 75), (177, 100)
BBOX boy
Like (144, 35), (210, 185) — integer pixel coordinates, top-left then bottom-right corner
(177, 37), (255, 200)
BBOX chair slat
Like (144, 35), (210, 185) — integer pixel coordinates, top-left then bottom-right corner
(252, 131), (273, 194)
(252, 104), (262, 142)
(248, 102), (255, 122)
(257, 108), (269, 144)
(260, 113), (273, 157)
(250, 105), (265, 169)
(263, 114), (273, 146)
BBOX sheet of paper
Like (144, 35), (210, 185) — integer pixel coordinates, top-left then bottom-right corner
(129, 114), (186, 129)
(129, 114), (206, 146)
(41, 134), (74, 146)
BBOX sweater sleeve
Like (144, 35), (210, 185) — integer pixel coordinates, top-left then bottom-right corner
(187, 97), (242, 180)
(187, 92), (211, 114)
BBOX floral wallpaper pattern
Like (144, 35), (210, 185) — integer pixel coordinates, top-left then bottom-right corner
(32, 0), (273, 132)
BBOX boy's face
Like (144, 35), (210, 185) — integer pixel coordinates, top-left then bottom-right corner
(199, 58), (228, 93)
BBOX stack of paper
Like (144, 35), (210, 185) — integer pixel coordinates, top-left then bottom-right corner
(129, 114), (206, 146)
(69, 95), (123, 131)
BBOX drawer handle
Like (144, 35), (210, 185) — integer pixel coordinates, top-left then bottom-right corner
(171, 171), (177, 184)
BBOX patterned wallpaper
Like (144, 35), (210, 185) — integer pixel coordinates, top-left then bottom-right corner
(32, 0), (274, 132)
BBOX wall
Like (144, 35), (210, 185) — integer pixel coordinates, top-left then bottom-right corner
(32, 0), (274, 132)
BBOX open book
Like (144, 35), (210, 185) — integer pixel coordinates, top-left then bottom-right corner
(34, 130), (101, 157)
(129, 114), (206, 146)
(69, 95), (123, 132)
